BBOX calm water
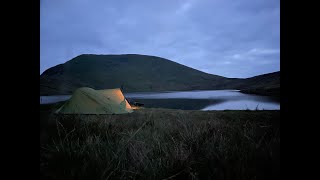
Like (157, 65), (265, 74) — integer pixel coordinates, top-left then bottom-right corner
(40, 90), (280, 110)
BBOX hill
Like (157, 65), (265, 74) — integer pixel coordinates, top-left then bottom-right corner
(40, 54), (279, 96)
(240, 71), (280, 96)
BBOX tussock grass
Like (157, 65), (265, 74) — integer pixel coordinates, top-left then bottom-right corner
(40, 108), (280, 180)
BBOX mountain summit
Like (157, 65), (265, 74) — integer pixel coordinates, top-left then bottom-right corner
(40, 54), (279, 96)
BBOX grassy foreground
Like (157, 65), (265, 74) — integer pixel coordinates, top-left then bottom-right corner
(40, 106), (280, 180)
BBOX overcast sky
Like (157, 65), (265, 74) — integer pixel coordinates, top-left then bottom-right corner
(40, 0), (279, 78)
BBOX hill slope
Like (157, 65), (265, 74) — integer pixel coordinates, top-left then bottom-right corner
(40, 54), (279, 95)
(240, 71), (280, 96)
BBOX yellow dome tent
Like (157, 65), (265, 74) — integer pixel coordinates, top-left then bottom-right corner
(56, 87), (133, 114)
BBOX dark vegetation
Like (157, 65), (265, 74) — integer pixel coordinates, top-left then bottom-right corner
(40, 103), (280, 180)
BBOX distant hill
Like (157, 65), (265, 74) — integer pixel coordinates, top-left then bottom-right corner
(40, 54), (279, 96)
(240, 71), (280, 97)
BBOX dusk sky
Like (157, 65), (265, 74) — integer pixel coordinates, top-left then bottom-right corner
(40, 0), (279, 78)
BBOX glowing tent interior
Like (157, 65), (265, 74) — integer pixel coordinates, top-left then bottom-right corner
(55, 87), (133, 114)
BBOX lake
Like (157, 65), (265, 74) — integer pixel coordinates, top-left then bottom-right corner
(40, 90), (280, 110)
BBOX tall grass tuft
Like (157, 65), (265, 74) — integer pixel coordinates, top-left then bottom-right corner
(40, 109), (280, 180)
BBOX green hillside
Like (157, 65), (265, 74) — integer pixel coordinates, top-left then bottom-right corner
(40, 54), (279, 96)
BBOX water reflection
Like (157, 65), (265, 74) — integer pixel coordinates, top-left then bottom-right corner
(40, 90), (280, 110)
(40, 95), (71, 104)
(125, 90), (280, 110)
(201, 100), (280, 110)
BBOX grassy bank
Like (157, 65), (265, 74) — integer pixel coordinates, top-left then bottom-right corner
(40, 105), (280, 180)
(240, 87), (280, 98)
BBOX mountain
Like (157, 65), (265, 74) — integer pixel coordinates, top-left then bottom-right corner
(40, 54), (279, 96)
(240, 71), (280, 96)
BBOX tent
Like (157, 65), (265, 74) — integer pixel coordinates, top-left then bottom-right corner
(56, 87), (133, 114)
(97, 88), (132, 110)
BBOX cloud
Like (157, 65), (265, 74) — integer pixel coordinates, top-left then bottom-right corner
(248, 48), (280, 55)
(228, 48), (280, 61)
(176, 0), (195, 14)
(40, 0), (279, 78)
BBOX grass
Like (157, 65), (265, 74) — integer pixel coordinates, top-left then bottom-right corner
(40, 105), (280, 180)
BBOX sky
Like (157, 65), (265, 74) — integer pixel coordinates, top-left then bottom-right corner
(40, 0), (279, 78)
